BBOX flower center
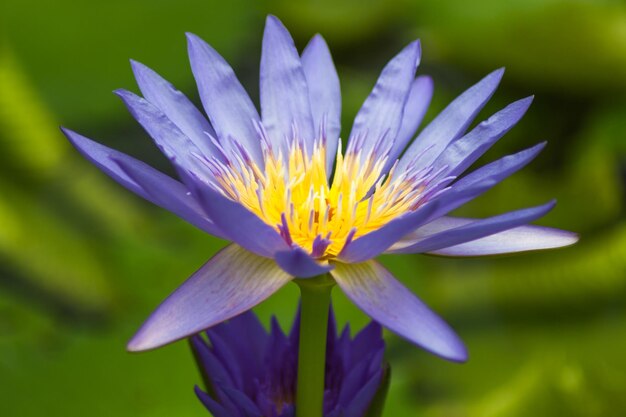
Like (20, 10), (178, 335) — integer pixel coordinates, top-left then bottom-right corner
(209, 139), (431, 259)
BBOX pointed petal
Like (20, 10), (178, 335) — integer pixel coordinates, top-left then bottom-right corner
(331, 261), (467, 362)
(384, 75), (433, 171)
(115, 89), (211, 179)
(186, 32), (264, 164)
(127, 244), (292, 351)
(337, 198), (439, 263)
(207, 311), (268, 391)
(432, 96), (534, 179)
(338, 179), (493, 263)
(409, 143), (547, 232)
(195, 387), (231, 417)
(399, 144), (546, 233)
(352, 322), (384, 364)
(301, 34), (341, 172)
(205, 331), (244, 389)
(274, 246), (333, 278)
(453, 142), (545, 192)
(260, 15), (315, 154)
(190, 336), (235, 389)
(390, 217), (578, 256)
(62, 128), (222, 237)
(130, 60), (222, 161)
(433, 227), (578, 256)
(388, 200), (557, 254)
(187, 175), (289, 257)
(338, 358), (371, 406)
(222, 387), (263, 416)
(348, 40), (421, 159)
(343, 371), (384, 417)
(399, 142), (545, 235)
(397, 68), (504, 176)
(112, 156), (225, 238)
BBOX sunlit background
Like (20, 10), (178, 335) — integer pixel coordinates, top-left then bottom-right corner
(1, 0), (625, 416)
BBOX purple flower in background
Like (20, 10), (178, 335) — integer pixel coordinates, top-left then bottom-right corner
(62, 15), (577, 362)
(191, 308), (387, 417)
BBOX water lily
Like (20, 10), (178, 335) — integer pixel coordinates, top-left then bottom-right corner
(191, 307), (388, 417)
(62, 16), (577, 363)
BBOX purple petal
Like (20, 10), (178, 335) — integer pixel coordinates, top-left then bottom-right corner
(348, 40), (421, 159)
(207, 312), (268, 392)
(190, 336), (235, 388)
(114, 89), (211, 179)
(453, 142), (546, 192)
(384, 75), (433, 172)
(127, 244), (292, 351)
(130, 60), (223, 161)
(205, 332), (244, 389)
(260, 15), (315, 154)
(343, 370), (383, 417)
(301, 34), (341, 173)
(186, 32), (264, 164)
(396, 68), (504, 177)
(370, 137), (546, 249)
(390, 217), (578, 256)
(414, 143), (547, 228)
(338, 358), (371, 406)
(62, 128), (223, 237)
(351, 322), (384, 365)
(337, 199), (439, 263)
(388, 200), (557, 254)
(331, 261), (467, 362)
(337, 180), (493, 263)
(186, 175), (289, 257)
(432, 96), (534, 179)
(195, 386), (231, 417)
(221, 387), (263, 416)
(112, 156), (225, 238)
(274, 246), (334, 278)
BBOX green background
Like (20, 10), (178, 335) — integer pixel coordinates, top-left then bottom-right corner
(1, 0), (625, 416)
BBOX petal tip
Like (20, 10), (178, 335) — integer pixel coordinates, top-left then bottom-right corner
(311, 33), (326, 43)
(446, 344), (469, 363)
(129, 58), (142, 69)
(126, 331), (153, 353)
(266, 14), (283, 27)
(59, 126), (72, 137)
(112, 88), (131, 99)
(424, 330), (468, 363)
(264, 15), (292, 44)
(129, 59), (153, 79)
(518, 95), (535, 108)
(61, 127), (90, 148)
(185, 32), (206, 50)
(565, 231), (580, 246)
(486, 67), (506, 85)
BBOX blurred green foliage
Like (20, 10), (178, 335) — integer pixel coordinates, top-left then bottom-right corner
(0, 0), (624, 416)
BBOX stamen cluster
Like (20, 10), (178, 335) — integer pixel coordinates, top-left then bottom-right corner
(203, 133), (441, 258)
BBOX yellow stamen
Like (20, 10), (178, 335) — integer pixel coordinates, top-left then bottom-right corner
(211, 141), (425, 259)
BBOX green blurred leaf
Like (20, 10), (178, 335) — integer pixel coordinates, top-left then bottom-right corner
(409, 0), (626, 95)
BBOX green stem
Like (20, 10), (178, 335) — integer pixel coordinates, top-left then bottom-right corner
(295, 274), (335, 417)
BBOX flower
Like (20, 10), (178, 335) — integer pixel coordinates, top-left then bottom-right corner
(191, 307), (387, 417)
(62, 15), (578, 362)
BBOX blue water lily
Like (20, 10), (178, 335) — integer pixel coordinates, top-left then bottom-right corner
(62, 15), (577, 362)
(191, 308), (387, 417)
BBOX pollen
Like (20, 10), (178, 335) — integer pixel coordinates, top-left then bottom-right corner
(208, 138), (432, 260)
